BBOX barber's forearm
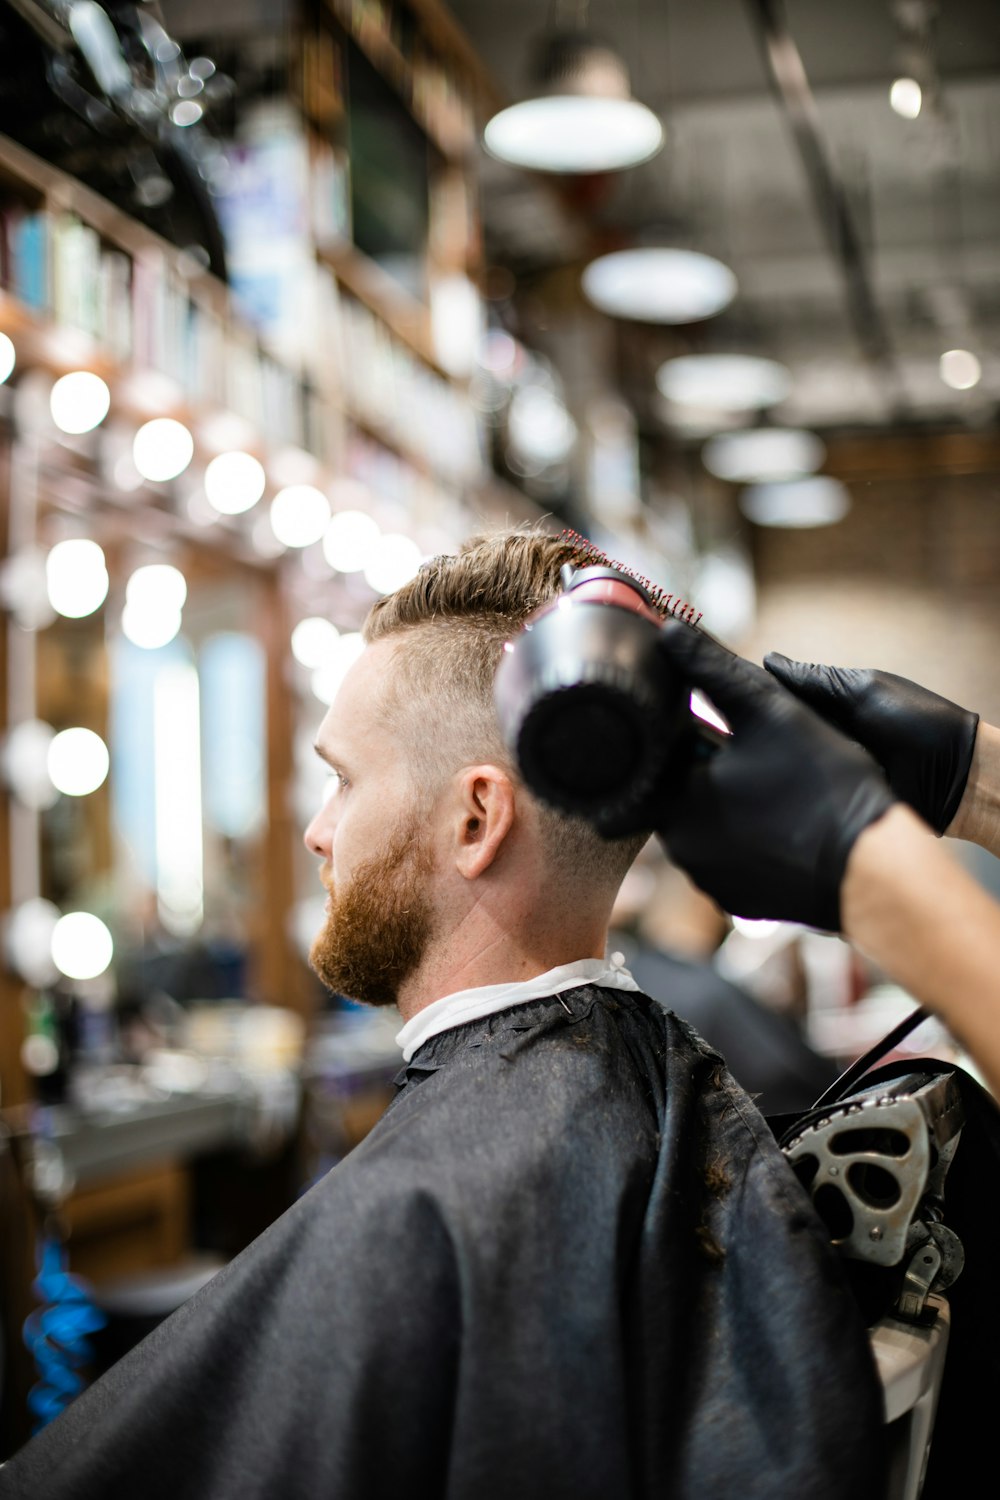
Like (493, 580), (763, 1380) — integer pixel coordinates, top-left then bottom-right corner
(946, 721), (1000, 855)
(843, 804), (1000, 1098)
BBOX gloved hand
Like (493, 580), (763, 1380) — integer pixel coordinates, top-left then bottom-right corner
(654, 622), (896, 931)
(763, 655), (979, 835)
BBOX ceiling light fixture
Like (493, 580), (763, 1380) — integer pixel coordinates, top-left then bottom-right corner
(939, 348), (981, 391)
(889, 76), (922, 118)
(702, 427), (826, 483)
(656, 354), (791, 412)
(483, 29), (663, 174)
(582, 248), (737, 324)
(739, 476), (850, 529)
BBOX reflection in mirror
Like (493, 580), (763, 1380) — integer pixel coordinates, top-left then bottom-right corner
(36, 562), (268, 1057)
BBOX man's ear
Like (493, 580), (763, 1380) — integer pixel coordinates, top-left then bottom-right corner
(452, 764), (516, 880)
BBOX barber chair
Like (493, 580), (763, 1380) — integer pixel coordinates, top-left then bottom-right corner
(779, 1069), (966, 1500)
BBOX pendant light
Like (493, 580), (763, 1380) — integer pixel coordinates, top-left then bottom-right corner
(739, 477), (850, 529)
(582, 247), (736, 324)
(702, 428), (826, 484)
(484, 27), (663, 174)
(656, 354), (791, 412)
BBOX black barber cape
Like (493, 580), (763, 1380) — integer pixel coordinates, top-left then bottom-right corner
(0, 987), (885, 1500)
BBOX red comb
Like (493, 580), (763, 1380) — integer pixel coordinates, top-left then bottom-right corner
(559, 529), (703, 627)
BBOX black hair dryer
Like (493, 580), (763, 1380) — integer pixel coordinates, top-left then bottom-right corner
(494, 564), (719, 838)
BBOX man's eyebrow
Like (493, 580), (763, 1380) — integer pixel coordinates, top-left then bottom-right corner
(313, 742), (340, 770)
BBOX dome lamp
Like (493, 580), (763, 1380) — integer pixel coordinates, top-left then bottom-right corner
(582, 248), (737, 324)
(484, 30), (663, 174)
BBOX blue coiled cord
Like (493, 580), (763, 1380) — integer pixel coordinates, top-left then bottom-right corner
(22, 1237), (106, 1431)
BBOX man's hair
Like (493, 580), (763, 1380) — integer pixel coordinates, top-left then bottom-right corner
(363, 525), (647, 887)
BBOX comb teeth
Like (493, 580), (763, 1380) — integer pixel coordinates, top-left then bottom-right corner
(560, 528), (703, 628)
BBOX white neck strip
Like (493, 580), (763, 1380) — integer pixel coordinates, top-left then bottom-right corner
(395, 955), (639, 1062)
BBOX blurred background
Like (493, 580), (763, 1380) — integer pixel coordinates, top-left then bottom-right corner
(0, 0), (997, 1456)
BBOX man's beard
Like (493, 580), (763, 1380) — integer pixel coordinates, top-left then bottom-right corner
(309, 818), (435, 1008)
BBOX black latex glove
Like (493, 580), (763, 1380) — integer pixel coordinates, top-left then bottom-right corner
(654, 621), (896, 932)
(763, 655), (979, 836)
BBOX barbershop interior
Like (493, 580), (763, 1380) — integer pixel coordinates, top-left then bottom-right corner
(0, 0), (998, 1482)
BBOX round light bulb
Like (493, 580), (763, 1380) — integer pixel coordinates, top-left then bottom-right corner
(889, 77), (922, 119)
(311, 632), (365, 705)
(171, 99), (203, 127)
(291, 616), (340, 669)
(204, 451), (266, 515)
(323, 509), (381, 572)
(121, 601), (182, 649)
(270, 485), (331, 548)
(126, 563), (188, 613)
(51, 911), (114, 980)
(939, 348), (981, 391)
(364, 533), (422, 596)
(4, 897), (60, 985)
(49, 371), (111, 434)
(0, 332), (15, 384)
(47, 727), (110, 796)
(3, 719), (57, 809)
(133, 417), (194, 481)
(46, 538), (109, 618)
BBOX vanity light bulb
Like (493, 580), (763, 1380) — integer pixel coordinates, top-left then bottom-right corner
(126, 564), (188, 614)
(2, 719), (57, 809)
(364, 534), (422, 596)
(50, 371), (111, 434)
(323, 510), (380, 573)
(4, 898), (60, 985)
(121, 602), (182, 650)
(133, 418), (195, 482)
(51, 911), (114, 980)
(0, 332), (15, 384)
(46, 538), (109, 618)
(204, 452), (266, 515)
(270, 485), (331, 548)
(291, 616), (340, 669)
(311, 632), (365, 705)
(47, 728), (110, 796)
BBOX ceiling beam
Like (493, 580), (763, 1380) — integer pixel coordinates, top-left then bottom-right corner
(746, 0), (911, 420)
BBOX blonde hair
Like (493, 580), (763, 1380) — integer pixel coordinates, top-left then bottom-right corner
(363, 526), (647, 886)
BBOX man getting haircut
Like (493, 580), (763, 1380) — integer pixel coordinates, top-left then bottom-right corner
(0, 528), (886, 1500)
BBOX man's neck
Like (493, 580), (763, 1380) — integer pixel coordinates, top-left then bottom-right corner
(395, 922), (609, 1024)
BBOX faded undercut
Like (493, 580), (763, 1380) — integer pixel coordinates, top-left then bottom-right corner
(363, 526), (649, 887)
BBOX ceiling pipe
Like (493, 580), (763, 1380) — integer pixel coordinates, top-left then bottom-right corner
(746, 0), (910, 420)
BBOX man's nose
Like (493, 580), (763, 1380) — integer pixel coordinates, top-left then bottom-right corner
(304, 805), (331, 857)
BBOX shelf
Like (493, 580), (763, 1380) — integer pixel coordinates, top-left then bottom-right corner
(2, 1087), (251, 1190)
(316, 239), (442, 374)
(322, 0), (485, 162)
(0, 100), (485, 492)
(402, 0), (505, 117)
(0, 134), (227, 317)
